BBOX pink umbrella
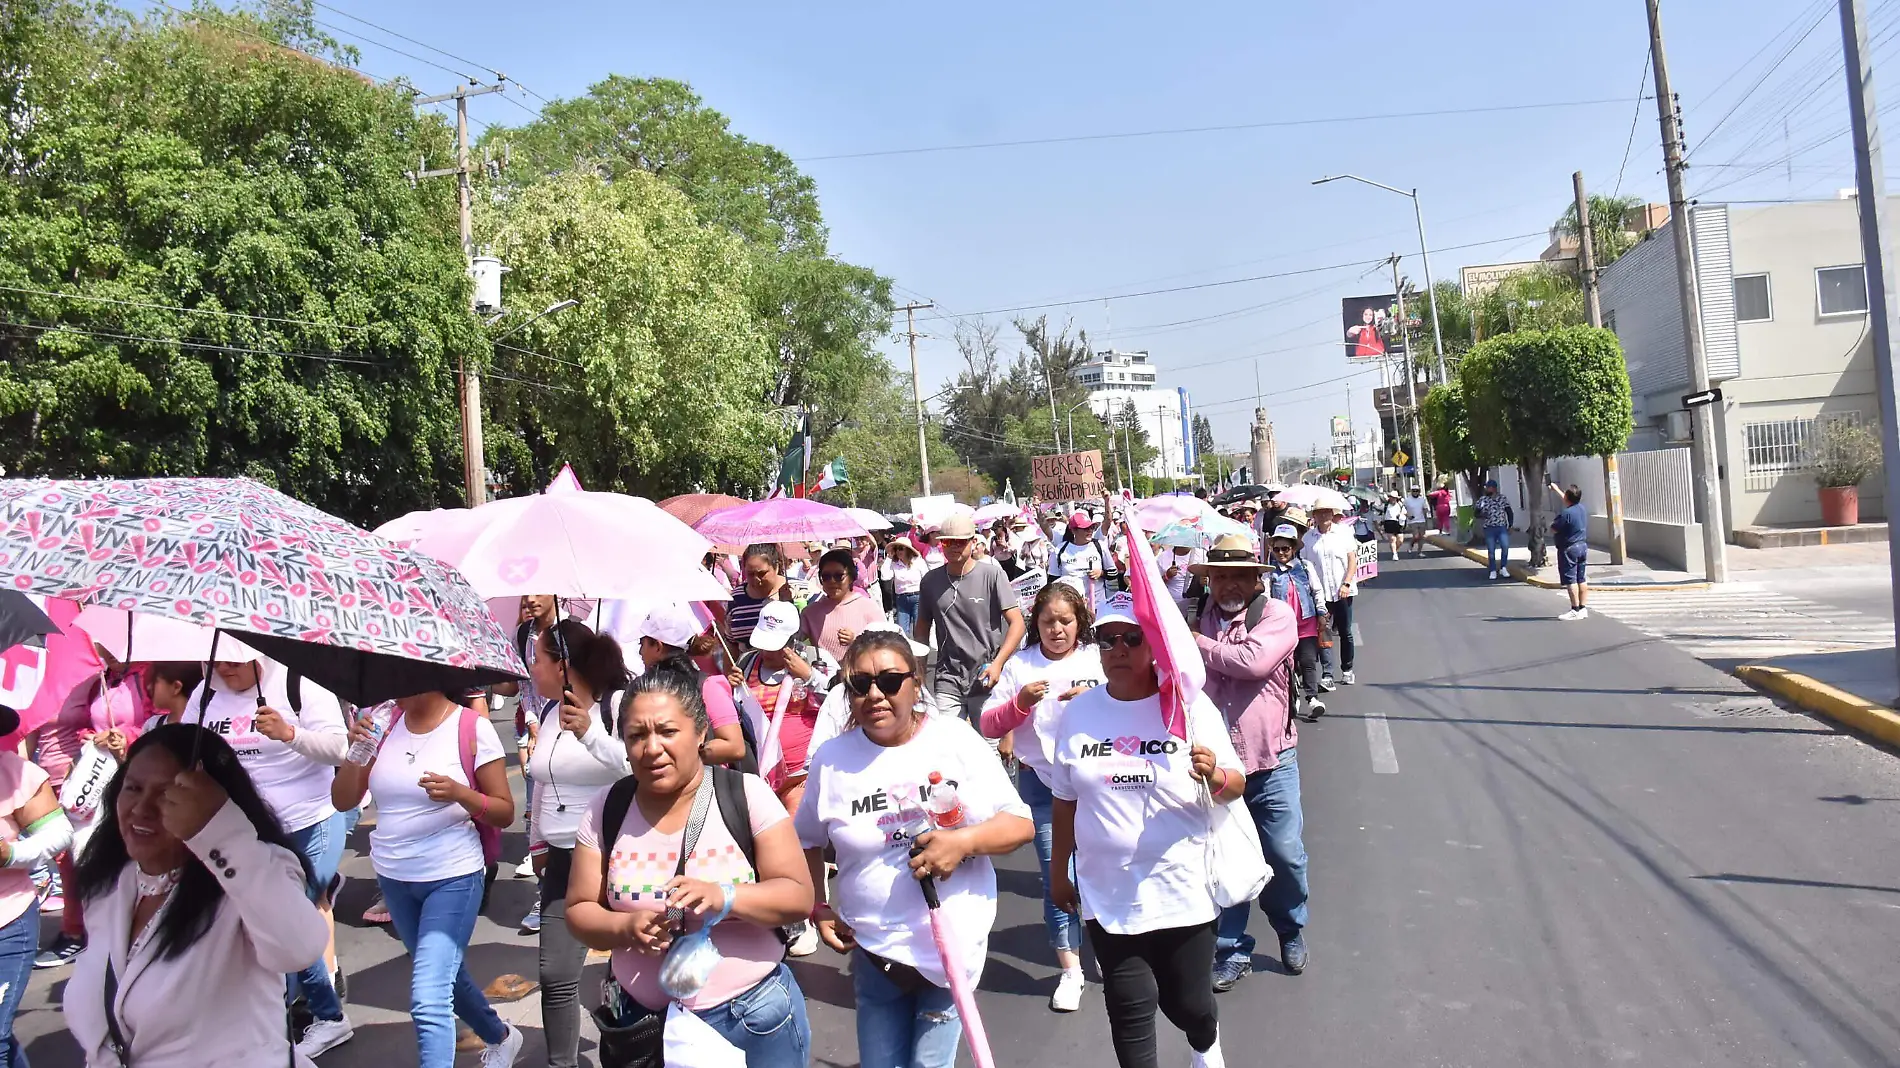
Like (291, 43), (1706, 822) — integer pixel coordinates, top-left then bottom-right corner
(971, 502), (1018, 527)
(694, 498), (867, 546)
(918, 873), (997, 1068)
(1134, 494), (1215, 532)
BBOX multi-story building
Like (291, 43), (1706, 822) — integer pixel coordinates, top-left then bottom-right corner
(1597, 195), (1887, 530)
(1073, 350), (1194, 481)
(1073, 349), (1158, 393)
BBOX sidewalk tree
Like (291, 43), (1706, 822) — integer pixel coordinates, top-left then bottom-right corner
(1461, 326), (1633, 566)
(1556, 193), (1647, 270)
(1420, 374), (1499, 538)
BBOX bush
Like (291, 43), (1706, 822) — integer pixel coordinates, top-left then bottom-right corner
(1811, 419), (1882, 488)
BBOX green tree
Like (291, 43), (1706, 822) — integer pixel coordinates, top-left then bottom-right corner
(1420, 374), (1502, 539)
(1462, 327), (1633, 565)
(1556, 193), (1647, 270)
(1474, 267), (1586, 340)
(0, 0), (480, 524)
(813, 367), (962, 512)
(479, 170), (776, 497)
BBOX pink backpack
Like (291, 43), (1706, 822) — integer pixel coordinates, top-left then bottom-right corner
(376, 705), (502, 865)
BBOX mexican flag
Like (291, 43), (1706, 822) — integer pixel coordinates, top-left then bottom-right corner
(776, 413), (812, 497)
(815, 458), (848, 492)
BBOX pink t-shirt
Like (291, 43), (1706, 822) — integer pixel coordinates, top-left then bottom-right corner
(575, 773), (789, 1011)
(0, 754), (49, 926)
(799, 593), (884, 665)
(701, 675), (740, 730)
(37, 672), (144, 787)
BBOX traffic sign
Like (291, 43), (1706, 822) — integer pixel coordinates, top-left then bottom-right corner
(1681, 388), (1723, 409)
(1391, 449), (1410, 467)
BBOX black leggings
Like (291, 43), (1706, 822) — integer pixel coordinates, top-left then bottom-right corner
(1086, 919), (1219, 1068)
(540, 846), (585, 1068)
(1325, 595), (1355, 673)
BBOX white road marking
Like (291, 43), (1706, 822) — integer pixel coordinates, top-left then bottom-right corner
(1588, 583), (1893, 660)
(1366, 707), (1400, 774)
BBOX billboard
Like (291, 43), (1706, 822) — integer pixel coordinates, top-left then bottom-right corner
(1342, 294), (1404, 360)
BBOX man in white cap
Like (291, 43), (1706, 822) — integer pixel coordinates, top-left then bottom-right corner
(1189, 533), (1310, 990)
(915, 510), (1027, 735)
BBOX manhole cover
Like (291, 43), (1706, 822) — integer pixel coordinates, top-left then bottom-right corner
(1677, 697), (1796, 719)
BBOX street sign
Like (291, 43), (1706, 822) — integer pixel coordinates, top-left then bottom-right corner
(1681, 388), (1723, 409)
(1391, 449), (1410, 467)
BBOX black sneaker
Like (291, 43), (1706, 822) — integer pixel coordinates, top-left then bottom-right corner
(34, 934), (82, 969)
(1211, 957), (1250, 993)
(1280, 935), (1308, 975)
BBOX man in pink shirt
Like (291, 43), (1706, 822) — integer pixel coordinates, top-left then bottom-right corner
(1189, 535), (1310, 993)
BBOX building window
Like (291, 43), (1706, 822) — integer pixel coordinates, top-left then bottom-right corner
(1734, 274), (1772, 321)
(1743, 414), (1860, 491)
(1816, 265), (1868, 316)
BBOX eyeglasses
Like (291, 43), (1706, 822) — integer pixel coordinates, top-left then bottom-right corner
(1095, 631), (1146, 650)
(844, 670), (914, 697)
(819, 570), (850, 583)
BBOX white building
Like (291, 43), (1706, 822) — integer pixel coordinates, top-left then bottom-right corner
(1073, 350), (1195, 482)
(1074, 349), (1158, 393)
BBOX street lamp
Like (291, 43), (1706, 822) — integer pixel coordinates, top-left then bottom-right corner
(491, 298), (580, 343)
(1313, 174), (1447, 385)
(1063, 400), (1094, 454)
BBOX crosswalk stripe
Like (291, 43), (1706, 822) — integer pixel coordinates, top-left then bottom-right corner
(1585, 583), (1888, 659)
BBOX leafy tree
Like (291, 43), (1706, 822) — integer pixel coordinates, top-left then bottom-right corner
(1556, 193), (1647, 270)
(1420, 374), (1501, 539)
(813, 366), (962, 512)
(479, 170), (776, 498)
(1461, 327), (1633, 565)
(0, 0), (480, 524)
(1474, 267), (1585, 340)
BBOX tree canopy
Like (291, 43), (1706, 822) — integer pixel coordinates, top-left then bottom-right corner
(1556, 193), (1647, 270)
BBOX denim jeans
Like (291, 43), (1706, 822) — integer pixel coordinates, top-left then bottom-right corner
(893, 592), (920, 636)
(1215, 747), (1310, 966)
(1015, 770), (1081, 953)
(693, 962), (811, 1068)
(378, 871), (508, 1067)
(1484, 525), (1511, 572)
(0, 904), (35, 1067)
(852, 948), (962, 1068)
(284, 811), (346, 1023)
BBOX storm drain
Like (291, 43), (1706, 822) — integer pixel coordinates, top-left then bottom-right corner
(1676, 697), (1798, 719)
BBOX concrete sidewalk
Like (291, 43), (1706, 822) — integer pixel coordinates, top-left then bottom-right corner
(1423, 530), (1706, 590)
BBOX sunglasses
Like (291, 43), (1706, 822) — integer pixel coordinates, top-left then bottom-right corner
(844, 670), (915, 697)
(819, 570), (850, 583)
(1095, 631), (1146, 650)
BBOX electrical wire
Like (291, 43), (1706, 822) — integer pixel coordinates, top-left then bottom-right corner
(311, 1), (506, 82)
(1693, 4), (1834, 155)
(1614, 51), (1652, 197)
(0, 282), (379, 333)
(0, 318), (381, 366)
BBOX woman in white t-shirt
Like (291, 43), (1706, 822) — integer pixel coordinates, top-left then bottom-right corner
(881, 539), (929, 635)
(797, 631), (1032, 1068)
(523, 620), (632, 1068)
(977, 581), (1103, 1013)
(1049, 594), (1246, 1068)
(331, 693), (522, 1068)
(1049, 511), (1107, 605)
(187, 657), (354, 1056)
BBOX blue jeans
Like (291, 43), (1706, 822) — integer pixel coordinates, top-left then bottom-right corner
(1215, 747), (1310, 967)
(1484, 525), (1510, 572)
(1015, 770), (1081, 953)
(0, 904), (35, 1067)
(852, 948), (962, 1068)
(693, 962), (811, 1068)
(285, 811), (346, 1023)
(893, 592), (920, 637)
(379, 871), (508, 1067)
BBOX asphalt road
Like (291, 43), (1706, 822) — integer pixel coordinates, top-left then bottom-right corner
(17, 549), (1900, 1065)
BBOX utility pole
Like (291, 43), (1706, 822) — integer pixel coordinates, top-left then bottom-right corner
(1575, 170), (1630, 564)
(1039, 326), (1063, 456)
(1392, 256), (1428, 494)
(1647, 0), (1728, 582)
(1838, 0), (1900, 693)
(899, 302), (935, 497)
(414, 81), (505, 506)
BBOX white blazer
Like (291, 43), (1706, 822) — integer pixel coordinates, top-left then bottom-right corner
(64, 800), (329, 1068)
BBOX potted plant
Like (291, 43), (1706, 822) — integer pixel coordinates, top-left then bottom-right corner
(1810, 418), (1882, 526)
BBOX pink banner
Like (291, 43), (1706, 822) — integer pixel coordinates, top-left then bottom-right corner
(1119, 500), (1203, 740)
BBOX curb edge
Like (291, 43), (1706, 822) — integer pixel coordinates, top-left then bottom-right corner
(1735, 664), (1900, 749)
(1423, 534), (1711, 592)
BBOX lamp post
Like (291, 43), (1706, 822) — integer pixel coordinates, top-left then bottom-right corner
(1063, 400), (1093, 454)
(1313, 174), (1447, 385)
(491, 298), (580, 343)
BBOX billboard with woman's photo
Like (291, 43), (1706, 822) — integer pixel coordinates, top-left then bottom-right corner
(1341, 294), (1403, 360)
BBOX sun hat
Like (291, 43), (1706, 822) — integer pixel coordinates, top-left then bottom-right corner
(1189, 533), (1271, 575)
(1094, 591), (1139, 630)
(858, 620), (931, 658)
(937, 512), (977, 540)
(1278, 504), (1311, 531)
(749, 600), (799, 651)
(638, 603), (704, 650)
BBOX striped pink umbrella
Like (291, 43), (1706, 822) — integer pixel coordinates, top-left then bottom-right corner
(694, 498), (868, 546)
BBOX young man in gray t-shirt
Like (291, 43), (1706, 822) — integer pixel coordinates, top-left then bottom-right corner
(914, 512), (1027, 723)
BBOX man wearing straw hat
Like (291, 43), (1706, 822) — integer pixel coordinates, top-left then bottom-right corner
(1188, 533), (1311, 992)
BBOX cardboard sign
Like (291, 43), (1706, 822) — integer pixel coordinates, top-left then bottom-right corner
(1011, 568), (1048, 613)
(1353, 538), (1380, 582)
(1032, 450), (1106, 500)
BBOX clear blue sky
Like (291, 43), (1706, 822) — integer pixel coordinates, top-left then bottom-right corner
(205, 0), (1894, 462)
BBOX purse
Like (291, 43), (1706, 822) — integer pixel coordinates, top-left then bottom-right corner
(1202, 776), (1272, 910)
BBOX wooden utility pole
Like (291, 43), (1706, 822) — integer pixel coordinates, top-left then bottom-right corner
(898, 302), (935, 497)
(413, 81), (505, 506)
(1647, 0), (1728, 582)
(1574, 170), (1629, 564)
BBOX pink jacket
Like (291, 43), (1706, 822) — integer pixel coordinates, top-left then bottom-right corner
(1194, 595), (1299, 774)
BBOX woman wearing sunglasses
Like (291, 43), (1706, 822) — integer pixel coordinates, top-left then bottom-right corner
(799, 548), (885, 669)
(795, 632), (1031, 1068)
(977, 581), (1103, 1013)
(1049, 593), (1246, 1068)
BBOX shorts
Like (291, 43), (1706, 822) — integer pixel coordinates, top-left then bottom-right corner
(1558, 543), (1589, 585)
(1380, 520), (1403, 535)
(1406, 522), (1426, 534)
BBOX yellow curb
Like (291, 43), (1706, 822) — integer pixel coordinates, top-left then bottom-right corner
(1424, 534), (1711, 592)
(1735, 664), (1900, 749)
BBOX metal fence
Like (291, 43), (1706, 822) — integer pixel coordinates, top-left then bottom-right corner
(1508, 447), (1694, 528)
(1741, 413), (1861, 492)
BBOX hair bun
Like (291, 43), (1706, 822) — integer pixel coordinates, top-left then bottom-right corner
(0, 705), (18, 738)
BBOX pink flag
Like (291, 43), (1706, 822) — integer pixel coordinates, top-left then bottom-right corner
(3, 598), (102, 747)
(1120, 499), (1203, 740)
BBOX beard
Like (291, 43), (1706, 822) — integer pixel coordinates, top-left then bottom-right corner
(1217, 596), (1250, 615)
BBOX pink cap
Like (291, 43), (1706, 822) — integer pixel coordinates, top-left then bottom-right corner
(1069, 510), (1097, 528)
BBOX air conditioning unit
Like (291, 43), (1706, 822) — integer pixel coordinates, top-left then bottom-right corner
(1664, 410), (1693, 443)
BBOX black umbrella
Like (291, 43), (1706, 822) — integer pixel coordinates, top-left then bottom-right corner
(0, 590), (57, 653)
(1213, 484), (1275, 507)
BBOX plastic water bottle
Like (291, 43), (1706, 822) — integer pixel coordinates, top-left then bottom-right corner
(926, 772), (965, 829)
(345, 703), (396, 766)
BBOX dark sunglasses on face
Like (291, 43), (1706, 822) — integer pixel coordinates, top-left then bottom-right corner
(1095, 631), (1146, 650)
(819, 570), (850, 583)
(844, 670), (914, 697)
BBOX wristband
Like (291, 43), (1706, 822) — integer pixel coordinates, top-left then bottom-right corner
(1213, 768), (1229, 795)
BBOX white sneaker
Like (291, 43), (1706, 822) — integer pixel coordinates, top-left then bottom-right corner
(1050, 969), (1084, 1013)
(481, 1024), (525, 1068)
(296, 1017), (355, 1059)
(1577, 606), (1589, 618)
(1342, 670), (1356, 685)
(514, 856), (535, 878)
(1486, 570), (1497, 580)
(1319, 675), (1337, 692)
(788, 921), (820, 957)
(1191, 1027), (1226, 1068)
(1558, 608), (1581, 621)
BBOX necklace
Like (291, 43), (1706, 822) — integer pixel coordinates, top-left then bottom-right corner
(135, 866), (182, 898)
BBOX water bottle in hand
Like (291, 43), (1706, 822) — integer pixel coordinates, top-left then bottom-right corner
(926, 771), (965, 829)
(345, 703), (396, 765)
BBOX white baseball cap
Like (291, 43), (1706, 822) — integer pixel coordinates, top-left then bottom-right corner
(749, 600), (800, 652)
(1094, 592), (1140, 630)
(638, 603), (703, 650)
(1272, 523), (1300, 541)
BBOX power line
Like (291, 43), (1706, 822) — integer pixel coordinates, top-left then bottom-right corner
(1614, 51), (1653, 196)
(0, 318), (380, 367)
(311, 2), (505, 81)
(0, 282), (377, 333)
(1692, 3), (1833, 154)
(795, 99), (1644, 163)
